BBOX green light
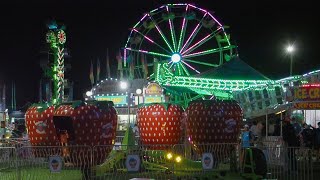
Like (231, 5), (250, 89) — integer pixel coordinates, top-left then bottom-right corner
(180, 62), (190, 76)
(169, 20), (177, 52)
(183, 45), (236, 58)
(177, 17), (187, 51)
(156, 62), (275, 91)
(149, 15), (174, 52)
(46, 22), (66, 104)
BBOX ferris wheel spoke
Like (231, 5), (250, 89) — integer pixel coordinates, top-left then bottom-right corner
(181, 60), (200, 74)
(125, 48), (171, 58)
(178, 18), (188, 52)
(125, 14), (148, 48)
(132, 28), (171, 54)
(177, 5), (189, 51)
(179, 12), (207, 53)
(181, 27), (222, 56)
(179, 62), (190, 76)
(183, 58), (219, 67)
(166, 6), (178, 52)
(148, 14), (174, 53)
(169, 62), (174, 69)
(183, 45), (236, 58)
(176, 63), (184, 75)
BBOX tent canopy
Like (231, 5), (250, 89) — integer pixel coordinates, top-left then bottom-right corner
(198, 56), (270, 80)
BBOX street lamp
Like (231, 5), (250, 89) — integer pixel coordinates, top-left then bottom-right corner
(286, 44), (295, 76)
(120, 81), (128, 89)
(136, 89), (142, 106)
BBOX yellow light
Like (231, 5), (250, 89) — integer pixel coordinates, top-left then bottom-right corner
(175, 156), (182, 163)
(275, 110), (286, 115)
(166, 153), (173, 160)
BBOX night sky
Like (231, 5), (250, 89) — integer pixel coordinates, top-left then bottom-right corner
(0, 0), (319, 109)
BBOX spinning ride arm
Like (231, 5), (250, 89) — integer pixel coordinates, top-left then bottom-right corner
(155, 62), (276, 97)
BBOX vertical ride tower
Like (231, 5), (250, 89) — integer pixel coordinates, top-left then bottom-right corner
(46, 21), (67, 104)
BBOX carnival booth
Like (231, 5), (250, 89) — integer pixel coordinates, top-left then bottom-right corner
(87, 78), (167, 131)
(289, 84), (320, 127)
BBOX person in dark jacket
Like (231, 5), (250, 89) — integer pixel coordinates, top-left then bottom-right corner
(314, 122), (320, 160)
(282, 117), (299, 173)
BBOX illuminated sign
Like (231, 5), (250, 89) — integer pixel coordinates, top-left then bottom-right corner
(145, 83), (162, 95)
(144, 96), (163, 103)
(294, 102), (320, 109)
(95, 95), (127, 105)
(293, 85), (320, 101)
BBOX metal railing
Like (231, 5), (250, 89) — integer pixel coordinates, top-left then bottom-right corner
(0, 141), (318, 180)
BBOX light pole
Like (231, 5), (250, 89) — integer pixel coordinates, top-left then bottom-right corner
(286, 45), (295, 76)
(136, 89), (142, 106)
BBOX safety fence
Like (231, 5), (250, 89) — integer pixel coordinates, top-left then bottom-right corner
(0, 142), (318, 180)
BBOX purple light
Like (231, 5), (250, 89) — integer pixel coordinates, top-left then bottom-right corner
(139, 14), (148, 23)
(139, 50), (148, 53)
(183, 50), (206, 58)
(181, 60), (200, 74)
(208, 12), (222, 27)
(147, 13), (174, 52)
(180, 13), (207, 53)
(181, 34), (211, 55)
(166, 5), (176, 51)
(188, 4), (207, 14)
(133, 14), (148, 29)
(125, 48), (148, 54)
(132, 29), (154, 43)
(180, 24), (200, 52)
(124, 49), (127, 65)
(172, 3), (188, 6)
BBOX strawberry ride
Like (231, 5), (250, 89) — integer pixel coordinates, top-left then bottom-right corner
(116, 3), (269, 178)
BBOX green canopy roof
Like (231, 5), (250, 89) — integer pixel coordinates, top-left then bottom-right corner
(199, 56), (270, 80)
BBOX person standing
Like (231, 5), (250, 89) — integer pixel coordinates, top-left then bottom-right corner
(241, 124), (254, 148)
(282, 117), (300, 173)
(250, 121), (258, 140)
(314, 122), (320, 160)
(132, 124), (139, 137)
(60, 130), (70, 158)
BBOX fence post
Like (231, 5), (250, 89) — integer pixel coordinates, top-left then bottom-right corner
(15, 147), (21, 180)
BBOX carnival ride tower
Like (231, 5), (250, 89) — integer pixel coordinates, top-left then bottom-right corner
(45, 21), (67, 104)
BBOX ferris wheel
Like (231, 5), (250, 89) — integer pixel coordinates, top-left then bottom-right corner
(124, 3), (236, 79)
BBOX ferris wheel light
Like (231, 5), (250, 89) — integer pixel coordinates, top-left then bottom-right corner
(171, 53), (181, 63)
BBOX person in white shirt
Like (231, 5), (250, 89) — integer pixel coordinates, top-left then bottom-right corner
(132, 124), (139, 137)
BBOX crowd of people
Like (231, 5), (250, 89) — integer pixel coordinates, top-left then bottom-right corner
(240, 117), (320, 174)
(240, 117), (320, 149)
(282, 117), (320, 150)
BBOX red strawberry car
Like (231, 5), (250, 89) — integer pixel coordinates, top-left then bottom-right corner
(137, 103), (184, 149)
(26, 100), (117, 166)
(186, 100), (243, 153)
(25, 104), (59, 146)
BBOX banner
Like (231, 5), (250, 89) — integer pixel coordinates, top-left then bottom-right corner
(294, 102), (320, 109)
(292, 85), (320, 109)
(145, 83), (163, 95)
(293, 85), (320, 101)
(95, 95), (127, 105)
